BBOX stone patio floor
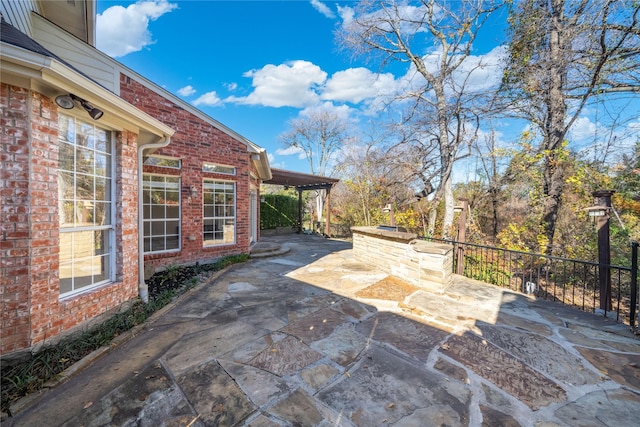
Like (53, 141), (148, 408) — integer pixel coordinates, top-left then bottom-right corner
(6, 233), (640, 426)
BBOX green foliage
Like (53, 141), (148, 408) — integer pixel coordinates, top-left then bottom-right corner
(260, 194), (298, 229)
(462, 253), (513, 286)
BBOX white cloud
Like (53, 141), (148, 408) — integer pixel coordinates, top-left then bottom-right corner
(96, 0), (177, 57)
(193, 91), (222, 107)
(340, 3), (433, 35)
(398, 45), (508, 97)
(568, 116), (597, 142)
(298, 102), (353, 122)
(177, 85), (196, 97)
(226, 82), (238, 91)
(310, 0), (335, 19)
(276, 145), (306, 158)
(337, 5), (354, 25)
(226, 60), (327, 108)
(267, 153), (286, 169)
(322, 68), (398, 103)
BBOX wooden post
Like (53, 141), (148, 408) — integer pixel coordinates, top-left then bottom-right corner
(325, 186), (331, 237)
(297, 189), (303, 233)
(456, 199), (468, 276)
(593, 190), (614, 311)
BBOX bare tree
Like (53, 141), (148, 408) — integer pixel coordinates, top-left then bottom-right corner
(279, 109), (349, 225)
(338, 0), (502, 237)
(501, 0), (640, 253)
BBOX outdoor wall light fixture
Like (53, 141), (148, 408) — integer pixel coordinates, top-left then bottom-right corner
(55, 93), (104, 120)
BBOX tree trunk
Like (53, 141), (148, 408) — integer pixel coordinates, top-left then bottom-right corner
(442, 176), (455, 239)
(428, 208), (437, 237)
(540, 0), (569, 254)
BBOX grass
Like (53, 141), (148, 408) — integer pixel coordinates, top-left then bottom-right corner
(0, 254), (249, 416)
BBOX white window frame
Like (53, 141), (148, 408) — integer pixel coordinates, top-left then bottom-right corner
(202, 179), (236, 246)
(58, 114), (115, 298)
(143, 174), (181, 254)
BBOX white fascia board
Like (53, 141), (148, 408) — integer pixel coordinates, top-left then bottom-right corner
(251, 148), (272, 181)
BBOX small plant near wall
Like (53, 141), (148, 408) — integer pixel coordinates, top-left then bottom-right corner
(0, 254), (248, 417)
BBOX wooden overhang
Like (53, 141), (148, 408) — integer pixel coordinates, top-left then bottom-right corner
(263, 168), (340, 236)
(264, 168), (339, 190)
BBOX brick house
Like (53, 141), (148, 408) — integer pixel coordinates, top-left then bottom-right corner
(0, 1), (271, 357)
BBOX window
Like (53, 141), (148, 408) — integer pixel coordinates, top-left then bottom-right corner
(203, 180), (235, 246)
(143, 174), (181, 253)
(58, 114), (114, 296)
(144, 155), (181, 169)
(203, 162), (235, 175)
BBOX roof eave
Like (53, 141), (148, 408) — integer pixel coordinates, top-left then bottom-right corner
(1, 41), (174, 141)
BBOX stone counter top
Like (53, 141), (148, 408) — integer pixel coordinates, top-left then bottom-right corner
(351, 226), (418, 242)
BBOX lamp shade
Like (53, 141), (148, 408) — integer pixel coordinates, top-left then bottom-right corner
(55, 95), (75, 109)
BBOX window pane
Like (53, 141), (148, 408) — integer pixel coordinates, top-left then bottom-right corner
(166, 235), (179, 250)
(59, 263), (73, 294)
(59, 142), (74, 171)
(58, 171), (75, 199)
(152, 221), (164, 235)
(77, 123), (94, 149)
(60, 201), (74, 227)
(203, 163), (235, 175)
(144, 155), (180, 168)
(166, 205), (179, 219)
(166, 220), (179, 235)
(93, 254), (109, 283)
(151, 237), (165, 252)
(95, 177), (109, 201)
(76, 148), (94, 174)
(166, 190), (179, 204)
(95, 129), (110, 152)
(95, 153), (110, 177)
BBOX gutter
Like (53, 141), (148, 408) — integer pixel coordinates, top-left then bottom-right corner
(137, 136), (171, 302)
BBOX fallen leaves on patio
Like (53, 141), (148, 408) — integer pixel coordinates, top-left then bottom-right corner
(355, 276), (419, 302)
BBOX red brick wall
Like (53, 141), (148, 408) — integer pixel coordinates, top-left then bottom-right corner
(1, 85), (32, 353)
(120, 75), (253, 270)
(0, 84), (140, 356)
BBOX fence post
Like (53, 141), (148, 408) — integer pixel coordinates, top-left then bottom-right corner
(591, 190), (614, 311)
(455, 199), (468, 275)
(631, 241), (638, 331)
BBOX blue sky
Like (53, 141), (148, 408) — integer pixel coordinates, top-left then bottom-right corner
(95, 1), (638, 177)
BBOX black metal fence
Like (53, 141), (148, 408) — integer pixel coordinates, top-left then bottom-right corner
(422, 237), (639, 330)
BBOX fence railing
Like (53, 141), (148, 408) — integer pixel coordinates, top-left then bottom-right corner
(421, 237), (639, 329)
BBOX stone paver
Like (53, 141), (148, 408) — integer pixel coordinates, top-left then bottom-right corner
(5, 234), (640, 427)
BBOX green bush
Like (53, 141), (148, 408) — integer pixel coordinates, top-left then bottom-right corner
(260, 194), (298, 229)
